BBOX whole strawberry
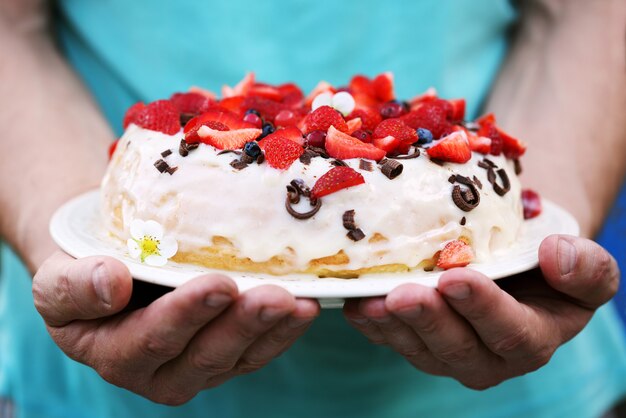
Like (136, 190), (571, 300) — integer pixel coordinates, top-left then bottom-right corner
(301, 106), (348, 135)
(133, 100), (181, 135)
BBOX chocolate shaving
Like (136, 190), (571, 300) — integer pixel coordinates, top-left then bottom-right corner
(154, 159), (169, 173)
(448, 174), (457, 184)
(299, 152), (312, 165)
(286, 184), (300, 204)
(166, 166), (178, 175)
(285, 195), (322, 220)
(240, 153), (255, 164)
(308, 146), (329, 159)
(331, 159), (347, 167)
(230, 159), (248, 170)
(454, 175), (474, 186)
(390, 148), (420, 160)
(429, 158), (445, 166)
(483, 158), (497, 167)
(359, 159), (374, 171)
(380, 159), (403, 179)
(452, 184), (480, 211)
(161, 149), (172, 158)
(218, 149), (242, 156)
(514, 159), (522, 175)
(460, 216), (467, 226)
(180, 113), (195, 126)
(487, 167), (496, 184)
(256, 152), (265, 164)
(491, 168), (511, 196)
(346, 228), (365, 242)
(290, 179), (311, 197)
(342, 210), (356, 230)
(179, 139), (198, 157)
(473, 175), (483, 189)
(477, 160), (492, 170)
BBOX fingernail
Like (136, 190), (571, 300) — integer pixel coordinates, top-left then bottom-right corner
(442, 283), (471, 300)
(92, 264), (111, 305)
(287, 316), (314, 329)
(558, 238), (577, 276)
(259, 307), (285, 322)
(205, 293), (232, 308)
(394, 304), (422, 319)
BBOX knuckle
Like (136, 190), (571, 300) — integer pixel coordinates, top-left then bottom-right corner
(188, 352), (234, 376)
(136, 332), (180, 361)
(436, 342), (476, 364)
(415, 317), (442, 335)
(490, 326), (531, 356)
(522, 345), (554, 372)
(397, 343), (430, 360)
(235, 357), (268, 374)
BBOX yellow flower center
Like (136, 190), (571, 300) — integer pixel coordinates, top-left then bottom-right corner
(138, 237), (160, 262)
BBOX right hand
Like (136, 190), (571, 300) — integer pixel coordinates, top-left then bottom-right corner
(32, 251), (319, 405)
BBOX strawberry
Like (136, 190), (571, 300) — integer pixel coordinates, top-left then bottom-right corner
(249, 83), (283, 101)
(133, 100), (180, 135)
(187, 108), (253, 131)
(373, 135), (401, 153)
(499, 128), (527, 158)
(477, 122), (503, 155)
(522, 189), (542, 219)
(325, 126), (386, 161)
(278, 83), (305, 107)
(241, 96), (290, 122)
(108, 139), (119, 160)
(196, 126), (261, 149)
(447, 99), (466, 121)
(169, 92), (212, 115)
(349, 75), (376, 98)
(219, 96), (246, 114)
(372, 72), (395, 102)
(401, 101), (451, 138)
(311, 166), (365, 199)
(436, 240), (474, 269)
(346, 117), (362, 134)
(467, 131), (492, 154)
(263, 135), (304, 170)
(223, 72), (255, 98)
(123, 102), (145, 129)
(408, 87), (437, 109)
(373, 118), (418, 144)
(426, 131), (472, 163)
(301, 106), (349, 135)
(347, 108), (382, 132)
(258, 126), (305, 148)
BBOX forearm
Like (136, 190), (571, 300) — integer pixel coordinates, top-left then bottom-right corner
(0, 2), (113, 272)
(486, 0), (626, 237)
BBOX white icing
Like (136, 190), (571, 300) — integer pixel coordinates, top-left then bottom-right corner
(101, 125), (523, 273)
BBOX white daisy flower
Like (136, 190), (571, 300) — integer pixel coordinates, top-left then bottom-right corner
(311, 91), (356, 116)
(127, 219), (178, 267)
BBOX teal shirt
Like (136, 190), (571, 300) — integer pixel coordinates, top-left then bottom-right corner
(2, 1), (626, 417)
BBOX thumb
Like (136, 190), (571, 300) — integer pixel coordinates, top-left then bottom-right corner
(539, 235), (620, 309)
(33, 251), (133, 327)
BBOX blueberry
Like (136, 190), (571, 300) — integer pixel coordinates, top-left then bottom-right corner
(245, 109), (261, 117)
(259, 122), (275, 139)
(244, 141), (261, 158)
(416, 128), (434, 144)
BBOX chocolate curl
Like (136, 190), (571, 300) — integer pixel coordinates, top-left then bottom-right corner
(230, 160), (248, 170)
(290, 179), (311, 197)
(380, 159), (403, 179)
(285, 195), (322, 220)
(286, 184), (300, 204)
(491, 168), (511, 196)
(514, 159), (522, 175)
(179, 139), (198, 157)
(342, 210), (356, 230)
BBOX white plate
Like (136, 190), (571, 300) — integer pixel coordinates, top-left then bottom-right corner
(50, 190), (579, 308)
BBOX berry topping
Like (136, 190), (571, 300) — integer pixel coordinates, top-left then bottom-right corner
(241, 96), (290, 122)
(347, 108), (382, 132)
(301, 105), (349, 135)
(263, 136), (304, 170)
(274, 109), (298, 127)
(401, 100), (451, 138)
(379, 101), (406, 119)
(133, 100), (181, 135)
(108, 139), (119, 160)
(416, 128), (434, 144)
(169, 92), (212, 115)
(447, 99), (466, 121)
(243, 141), (262, 159)
(311, 166), (365, 199)
(325, 126), (386, 161)
(351, 129), (372, 143)
(258, 126), (305, 147)
(371, 72), (395, 102)
(123, 102), (145, 129)
(436, 240), (474, 269)
(305, 81), (335, 107)
(466, 131), (492, 154)
(373, 135), (401, 153)
(259, 122), (275, 139)
(243, 112), (263, 128)
(305, 130), (327, 148)
(522, 189), (542, 219)
(373, 118), (418, 144)
(426, 131), (471, 163)
(195, 126), (261, 149)
(346, 117), (363, 134)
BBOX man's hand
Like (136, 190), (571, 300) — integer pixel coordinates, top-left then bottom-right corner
(32, 252), (319, 405)
(343, 235), (619, 389)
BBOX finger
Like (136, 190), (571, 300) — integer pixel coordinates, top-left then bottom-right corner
(539, 235), (620, 309)
(438, 269), (554, 366)
(33, 251), (132, 327)
(154, 285), (295, 393)
(385, 283), (498, 375)
(343, 297), (388, 345)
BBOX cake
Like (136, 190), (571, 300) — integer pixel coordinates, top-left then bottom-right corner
(102, 72), (537, 277)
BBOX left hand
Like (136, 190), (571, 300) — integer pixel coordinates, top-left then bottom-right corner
(343, 234), (620, 389)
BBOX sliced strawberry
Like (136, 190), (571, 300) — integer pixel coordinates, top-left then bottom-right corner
(372, 72), (395, 102)
(222, 72), (254, 98)
(249, 83), (283, 101)
(134, 100), (180, 135)
(196, 126), (261, 149)
(498, 127), (527, 158)
(346, 117), (362, 134)
(401, 101), (451, 138)
(258, 126), (305, 148)
(311, 166), (365, 199)
(278, 83), (305, 107)
(426, 131), (472, 163)
(522, 189), (542, 219)
(263, 136), (304, 170)
(241, 96), (290, 122)
(467, 131), (492, 154)
(305, 81), (336, 108)
(436, 240), (474, 269)
(169, 92), (212, 115)
(352, 92), (380, 110)
(347, 108), (382, 132)
(188, 86), (217, 101)
(325, 126), (386, 161)
(408, 87), (438, 109)
(219, 96), (245, 114)
(108, 139), (119, 160)
(123, 102), (145, 129)
(373, 135), (401, 153)
(190, 108), (253, 131)
(373, 118), (418, 143)
(349, 75), (376, 98)
(447, 99), (466, 121)
(301, 105), (348, 135)
(477, 113), (496, 126)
